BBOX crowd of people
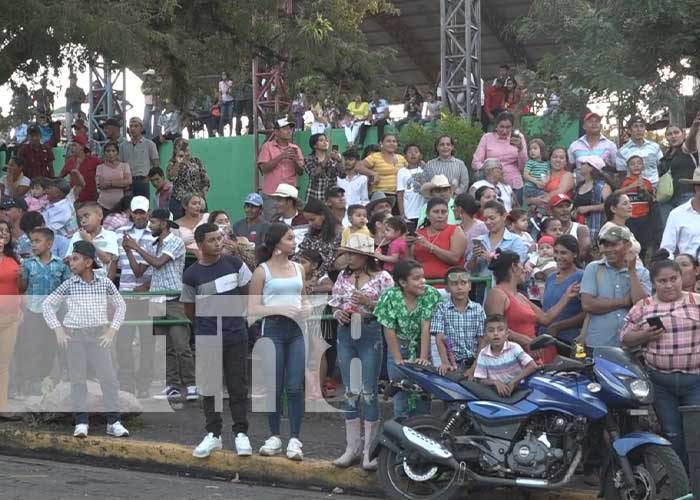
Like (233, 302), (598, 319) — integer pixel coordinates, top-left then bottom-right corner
(0, 77), (699, 487)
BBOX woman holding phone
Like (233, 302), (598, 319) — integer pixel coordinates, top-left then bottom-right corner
(620, 250), (700, 468)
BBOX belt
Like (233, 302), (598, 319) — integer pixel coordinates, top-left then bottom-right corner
(133, 175), (148, 180)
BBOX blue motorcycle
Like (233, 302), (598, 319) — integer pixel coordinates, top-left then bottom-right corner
(372, 335), (690, 500)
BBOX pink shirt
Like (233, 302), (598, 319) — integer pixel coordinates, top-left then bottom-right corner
(96, 161), (131, 210)
(384, 237), (407, 273)
(472, 132), (528, 189)
(156, 182), (172, 210)
(258, 139), (303, 195)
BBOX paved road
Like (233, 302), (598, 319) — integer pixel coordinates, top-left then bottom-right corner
(0, 455), (374, 500)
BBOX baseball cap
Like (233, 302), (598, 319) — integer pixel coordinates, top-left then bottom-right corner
(270, 184), (299, 199)
(244, 193), (263, 207)
(598, 224), (632, 243)
(579, 155), (605, 171)
(274, 117), (294, 129)
(129, 116), (144, 127)
(71, 134), (90, 151)
(104, 118), (121, 128)
(130, 196), (150, 213)
(538, 236), (555, 247)
(325, 186), (346, 200)
(28, 125), (40, 135)
(627, 116), (645, 128)
(73, 241), (101, 268)
(548, 193), (572, 210)
(0, 197), (28, 211)
(150, 208), (179, 228)
(72, 119), (87, 130)
(583, 112), (601, 122)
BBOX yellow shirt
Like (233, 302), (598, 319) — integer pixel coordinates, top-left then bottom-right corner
(365, 152), (408, 194)
(347, 101), (369, 121)
(341, 226), (372, 246)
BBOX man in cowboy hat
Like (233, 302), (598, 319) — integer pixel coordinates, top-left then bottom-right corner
(257, 116), (304, 220)
(119, 116), (159, 199)
(417, 174), (457, 226)
(661, 168), (700, 254)
(269, 183), (308, 245)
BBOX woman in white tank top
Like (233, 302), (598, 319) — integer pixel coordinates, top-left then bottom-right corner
(248, 223), (308, 461)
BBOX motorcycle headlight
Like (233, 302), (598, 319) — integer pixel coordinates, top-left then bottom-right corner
(629, 379), (651, 402)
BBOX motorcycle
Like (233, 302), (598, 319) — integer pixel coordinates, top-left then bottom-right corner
(372, 335), (690, 500)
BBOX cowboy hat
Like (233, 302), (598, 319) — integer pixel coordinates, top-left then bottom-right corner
(420, 174), (452, 198)
(679, 168), (700, 185)
(338, 233), (376, 257)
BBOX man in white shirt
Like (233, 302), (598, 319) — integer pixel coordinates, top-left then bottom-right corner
(469, 159), (514, 212)
(661, 169), (700, 255)
(396, 144), (424, 227)
(66, 202), (119, 276)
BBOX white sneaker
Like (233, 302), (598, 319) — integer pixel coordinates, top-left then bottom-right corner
(259, 435), (283, 456)
(192, 433), (222, 458)
(235, 433), (252, 456)
(153, 386), (181, 400)
(286, 438), (303, 461)
(73, 424), (89, 438)
(185, 386), (199, 401)
(106, 421), (129, 437)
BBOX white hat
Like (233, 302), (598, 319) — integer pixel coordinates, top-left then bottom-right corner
(130, 196), (150, 212)
(270, 183), (299, 199)
(274, 117), (294, 129)
(420, 174), (452, 198)
(143, 69), (156, 76)
(339, 233), (376, 257)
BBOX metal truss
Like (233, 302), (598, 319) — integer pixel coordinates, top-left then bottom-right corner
(87, 59), (126, 152)
(440, 0), (481, 121)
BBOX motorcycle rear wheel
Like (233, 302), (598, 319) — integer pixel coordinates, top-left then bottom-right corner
(377, 415), (463, 500)
(602, 445), (689, 500)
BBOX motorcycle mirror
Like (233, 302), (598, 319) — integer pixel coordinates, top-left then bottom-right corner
(529, 334), (556, 351)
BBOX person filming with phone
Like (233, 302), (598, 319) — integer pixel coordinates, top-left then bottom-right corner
(620, 249), (700, 469)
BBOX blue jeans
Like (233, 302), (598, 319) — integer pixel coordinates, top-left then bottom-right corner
(218, 101), (234, 135)
(648, 369), (700, 467)
(336, 319), (383, 422)
(262, 316), (305, 438)
(386, 340), (431, 419)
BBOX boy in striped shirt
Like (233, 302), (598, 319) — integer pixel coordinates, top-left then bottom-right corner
(473, 314), (536, 397)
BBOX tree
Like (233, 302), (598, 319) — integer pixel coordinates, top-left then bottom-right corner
(0, 0), (397, 108)
(518, 0), (700, 122)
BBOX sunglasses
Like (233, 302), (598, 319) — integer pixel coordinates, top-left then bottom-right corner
(446, 271), (471, 284)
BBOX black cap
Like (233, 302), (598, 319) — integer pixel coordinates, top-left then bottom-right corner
(104, 118), (121, 128)
(0, 197), (28, 211)
(47, 178), (71, 196)
(325, 186), (346, 200)
(28, 125), (40, 135)
(627, 115), (645, 128)
(151, 208), (179, 229)
(72, 241), (101, 268)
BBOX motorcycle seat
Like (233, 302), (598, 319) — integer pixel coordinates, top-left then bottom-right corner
(458, 380), (531, 405)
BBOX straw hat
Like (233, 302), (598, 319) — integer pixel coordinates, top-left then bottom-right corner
(679, 168), (700, 185)
(339, 233), (376, 257)
(420, 174), (452, 198)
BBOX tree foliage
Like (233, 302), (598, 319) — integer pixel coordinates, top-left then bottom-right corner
(518, 0), (700, 121)
(0, 0), (397, 107)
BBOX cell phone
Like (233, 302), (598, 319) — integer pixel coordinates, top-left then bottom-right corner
(407, 227), (417, 237)
(472, 238), (484, 247)
(332, 144), (339, 152)
(646, 317), (665, 330)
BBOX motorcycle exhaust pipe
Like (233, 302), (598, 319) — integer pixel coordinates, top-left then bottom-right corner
(382, 420), (461, 470)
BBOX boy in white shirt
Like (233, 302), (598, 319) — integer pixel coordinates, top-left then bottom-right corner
(337, 149), (368, 206)
(396, 144), (424, 231)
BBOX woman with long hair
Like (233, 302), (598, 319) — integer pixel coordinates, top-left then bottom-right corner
(525, 146), (575, 210)
(175, 193), (209, 257)
(248, 223), (309, 461)
(329, 234), (393, 470)
(660, 125), (698, 224)
(572, 156), (613, 243)
(355, 133), (408, 204)
(166, 139), (210, 219)
(96, 141), (132, 212)
(297, 198), (342, 277)
(0, 220), (21, 415)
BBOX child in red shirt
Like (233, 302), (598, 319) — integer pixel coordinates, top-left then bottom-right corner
(617, 155), (653, 258)
(374, 216), (407, 273)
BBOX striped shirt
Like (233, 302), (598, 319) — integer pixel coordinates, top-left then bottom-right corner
(474, 341), (534, 384)
(567, 134), (618, 175)
(615, 139), (664, 186)
(620, 293), (700, 374)
(420, 157), (470, 195)
(115, 224), (154, 292)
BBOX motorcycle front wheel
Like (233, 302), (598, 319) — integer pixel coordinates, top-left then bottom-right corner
(602, 444), (689, 500)
(377, 415), (463, 500)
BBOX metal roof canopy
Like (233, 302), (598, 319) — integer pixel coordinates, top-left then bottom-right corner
(363, 0), (550, 96)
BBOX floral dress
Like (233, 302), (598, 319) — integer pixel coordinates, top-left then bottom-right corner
(329, 270), (395, 316)
(166, 156), (211, 202)
(374, 285), (442, 360)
